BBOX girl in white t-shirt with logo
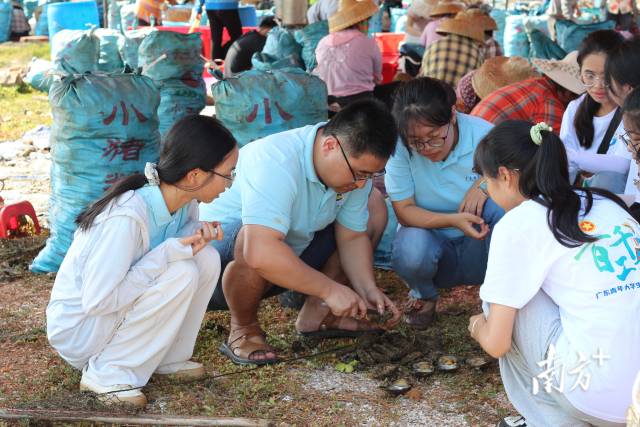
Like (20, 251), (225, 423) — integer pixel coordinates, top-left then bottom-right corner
(469, 120), (640, 427)
(560, 30), (628, 191)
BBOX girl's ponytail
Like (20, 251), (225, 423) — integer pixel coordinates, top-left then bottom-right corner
(533, 128), (596, 246)
(474, 120), (631, 248)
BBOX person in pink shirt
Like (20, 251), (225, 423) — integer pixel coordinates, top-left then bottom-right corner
(419, 0), (464, 47)
(314, 0), (382, 109)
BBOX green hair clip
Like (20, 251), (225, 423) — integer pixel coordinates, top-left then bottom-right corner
(530, 122), (553, 146)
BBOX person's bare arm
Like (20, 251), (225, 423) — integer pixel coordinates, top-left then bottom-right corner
(335, 223), (401, 323)
(468, 303), (517, 358)
(393, 197), (489, 239)
(242, 224), (367, 318)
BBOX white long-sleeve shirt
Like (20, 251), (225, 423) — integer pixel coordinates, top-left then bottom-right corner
(46, 190), (199, 368)
(560, 94), (630, 182)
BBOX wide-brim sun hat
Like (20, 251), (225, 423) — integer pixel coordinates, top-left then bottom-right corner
(329, 0), (380, 33)
(436, 16), (485, 43)
(408, 0), (439, 19)
(531, 51), (586, 95)
(458, 9), (497, 31)
(429, 0), (465, 17)
(472, 56), (541, 99)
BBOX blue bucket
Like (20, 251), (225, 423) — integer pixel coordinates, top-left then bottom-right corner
(238, 5), (257, 27)
(47, 1), (100, 40)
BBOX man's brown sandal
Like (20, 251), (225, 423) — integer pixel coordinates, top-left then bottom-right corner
(219, 323), (279, 366)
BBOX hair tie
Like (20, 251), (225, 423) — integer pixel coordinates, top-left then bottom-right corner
(530, 122), (553, 146)
(144, 162), (160, 186)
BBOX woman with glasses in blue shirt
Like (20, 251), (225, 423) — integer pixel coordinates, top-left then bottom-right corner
(385, 77), (503, 330)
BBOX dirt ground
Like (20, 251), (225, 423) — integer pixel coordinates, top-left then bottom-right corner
(0, 159), (515, 426)
(0, 42), (515, 426)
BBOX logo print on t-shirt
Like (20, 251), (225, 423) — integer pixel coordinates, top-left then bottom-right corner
(579, 220), (596, 233)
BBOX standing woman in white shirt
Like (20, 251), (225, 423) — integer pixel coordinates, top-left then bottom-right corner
(560, 30), (628, 191)
(469, 120), (640, 427)
(46, 115), (239, 407)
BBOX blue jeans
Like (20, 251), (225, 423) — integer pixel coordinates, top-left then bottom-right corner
(391, 199), (504, 300)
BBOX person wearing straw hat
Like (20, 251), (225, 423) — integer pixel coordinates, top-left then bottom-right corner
(419, 13), (485, 89)
(460, 8), (502, 59)
(456, 56), (539, 114)
(314, 0), (382, 109)
(418, 0), (464, 47)
(474, 56), (539, 96)
(471, 52), (583, 135)
(404, 0), (437, 45)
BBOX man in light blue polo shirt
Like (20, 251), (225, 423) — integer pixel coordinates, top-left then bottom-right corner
(200, 100), (401, 365)
(386, 77), (504, 330)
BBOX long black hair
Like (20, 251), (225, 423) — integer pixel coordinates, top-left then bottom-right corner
(391, 77), (456, 152)
(605, 36), (640, 97)
(76, 115), (237, 231)
(574, 30), (624, 149)
(623, 86), (640, 116)
(623, 86), (640, 158)
(473, 120), (631, 247)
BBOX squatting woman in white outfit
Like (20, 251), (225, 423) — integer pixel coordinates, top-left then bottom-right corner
(469, 120), (640, 426)
(46, 115), (239, 407)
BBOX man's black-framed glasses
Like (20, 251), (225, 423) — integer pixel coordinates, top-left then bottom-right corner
(333, 135), (386, 182)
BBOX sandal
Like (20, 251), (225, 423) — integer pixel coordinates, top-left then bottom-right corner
(297, 312), (384, 339)
(218, 323), (279, 366)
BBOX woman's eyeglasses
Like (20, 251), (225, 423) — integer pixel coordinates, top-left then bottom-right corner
(581, 72), (609, 88)
(407, 122), (451, 150)
(212, 168), (236, 188)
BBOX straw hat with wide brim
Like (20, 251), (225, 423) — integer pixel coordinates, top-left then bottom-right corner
(329, 0), (379, 33)
(531, 51), (586, 95)
(472, 56), (540, 99)
(436, 16), (485, 43)
(458, 9), (497, 31)
(429, 1), (465, 17)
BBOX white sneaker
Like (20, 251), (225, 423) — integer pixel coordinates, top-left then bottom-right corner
(154, 360), (205, 380)
(80, 373), (147, 408)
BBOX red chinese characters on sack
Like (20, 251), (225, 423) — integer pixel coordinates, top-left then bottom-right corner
(246, 98), (294, 124)
(102, 139), (145, 162)
(102, 102), (149, 126)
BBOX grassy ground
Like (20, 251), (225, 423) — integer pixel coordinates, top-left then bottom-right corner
(0, 240), (514, 425)
(0, 42), (51, 142)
